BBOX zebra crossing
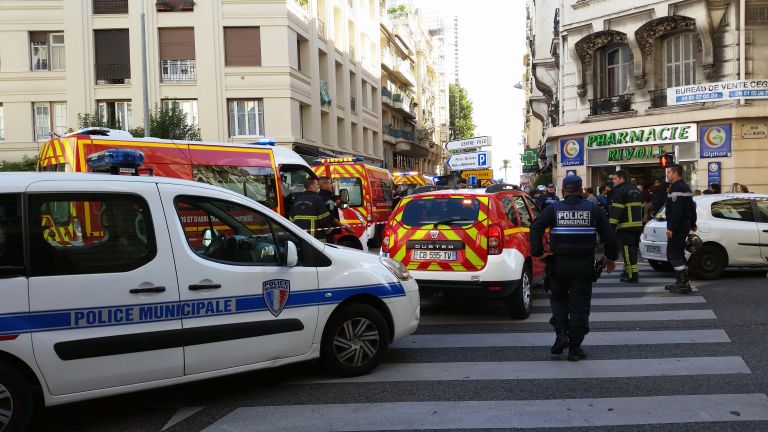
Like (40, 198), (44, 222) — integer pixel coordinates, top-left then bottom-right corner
(200, 265), (768, 431)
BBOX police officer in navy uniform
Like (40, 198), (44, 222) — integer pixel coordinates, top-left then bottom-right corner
(531, 175), (618, 361)
(664, 164), (698, 294)
(537, 183), (560, 210)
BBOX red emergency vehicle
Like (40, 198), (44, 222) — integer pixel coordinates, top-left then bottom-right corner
(392, 171), (435, 196)
(311, 157), (395, 248)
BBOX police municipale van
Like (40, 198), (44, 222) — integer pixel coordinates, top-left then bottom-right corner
(0, 150), (419, 431)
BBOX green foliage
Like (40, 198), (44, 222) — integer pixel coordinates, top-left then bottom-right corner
(0, 155), (39, 172)
(296, 0), (308, 9)
(76, 102), (200, 141)
(387, 5), (410, 16)
(449, 83), (476, 140)
(78, 111), (121, 130)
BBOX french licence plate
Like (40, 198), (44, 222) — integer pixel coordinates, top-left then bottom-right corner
(646, 245), (662, 254)
(412, 250), (457, 261)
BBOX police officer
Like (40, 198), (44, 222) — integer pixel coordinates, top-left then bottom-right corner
(289, 178), (332, 241)
(664, 164), (697, 294)
(537, 183), (560, 210)
(531, 175), (618, 361)
(609, 170), (644, 283)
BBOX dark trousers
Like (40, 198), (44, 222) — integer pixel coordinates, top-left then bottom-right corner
(548, 255), (594, 344)
(617, 230), (641, 277)
(667, 233), (687, 270)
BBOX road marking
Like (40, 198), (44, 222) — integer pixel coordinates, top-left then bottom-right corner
(590, 296), (706, 305)
(161, 406), (204, 431)
(420, 309), (717, 325)
(299, 356), (749, 384)
(391, 329), (731, 349)
(591, 286), (696, 293)
(203, 394), (768, 431)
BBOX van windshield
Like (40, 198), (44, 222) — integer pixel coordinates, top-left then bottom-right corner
(338, 177), (364, 206)
(193, 165), (278, 210)
(401, 197), (480, 227)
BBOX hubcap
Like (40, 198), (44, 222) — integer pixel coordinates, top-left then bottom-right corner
(522, 272), (532, 309)
(701, 254), (717, 271)
(332, 317), (380, 367)
(0, 384), (13, 431)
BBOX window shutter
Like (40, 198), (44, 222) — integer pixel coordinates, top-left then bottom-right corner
(159, 27), (195, 60)
(224, 27), (261, 66)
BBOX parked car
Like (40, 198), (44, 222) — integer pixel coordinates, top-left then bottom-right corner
(640, 193), (768, 279)
(380, 184), (546, 319)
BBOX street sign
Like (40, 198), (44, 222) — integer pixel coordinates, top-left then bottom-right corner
(446, 151), (492, 171)
(460, 169), (494, 180)
(446, 136), (492, 152)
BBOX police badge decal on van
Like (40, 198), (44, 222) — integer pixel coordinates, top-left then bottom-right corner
(263, 279), (291, 317)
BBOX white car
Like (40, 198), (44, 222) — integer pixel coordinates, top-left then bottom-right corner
(640, 193), (768, 279)
(0, 170), (419, 431)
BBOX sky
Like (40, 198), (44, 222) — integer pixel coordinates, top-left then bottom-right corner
(414, 0), (528, 183)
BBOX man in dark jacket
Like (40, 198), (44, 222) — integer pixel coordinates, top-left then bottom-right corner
(536, 183), (560, 210)
(664, 165), (698, 294)
(650, 178), (667, 216)
(609, 170), (644, 283)
(289, 178), (332, 241)
(531, 175), (618, 361)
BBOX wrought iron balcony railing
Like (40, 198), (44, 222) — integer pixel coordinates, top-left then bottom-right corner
(649, 88), (668, 108)
(588, 94), (633, 116)
(93, 0), (128, 14)
(160, 60), (196, 83)
(95, 64), (131, 85)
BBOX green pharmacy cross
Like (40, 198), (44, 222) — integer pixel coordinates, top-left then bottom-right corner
(521, 150), (538, 166)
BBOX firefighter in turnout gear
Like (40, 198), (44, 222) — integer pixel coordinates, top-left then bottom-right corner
(608, 170), (644, 283)
(289, 177), (332, 241)
(664, 164), (698, 294)
(530, 175), (618, 361)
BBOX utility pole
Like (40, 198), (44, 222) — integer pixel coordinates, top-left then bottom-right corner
(140, 0), (150, 137)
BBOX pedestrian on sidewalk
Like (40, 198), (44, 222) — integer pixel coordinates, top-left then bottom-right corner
(609, 170), (644, 283)
(530, 175), (618, 362)
(664, 164), (698, 294)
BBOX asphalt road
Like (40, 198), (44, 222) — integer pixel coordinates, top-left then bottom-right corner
(34, 265), (768, 432)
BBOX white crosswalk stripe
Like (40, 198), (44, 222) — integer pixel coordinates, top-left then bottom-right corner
(201, 268), (766, 431)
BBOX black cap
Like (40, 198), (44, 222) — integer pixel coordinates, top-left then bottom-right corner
(562, 175), (583, 189)
(547, 183), (555, 188)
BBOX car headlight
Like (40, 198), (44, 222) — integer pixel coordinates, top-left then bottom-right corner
(380, 257), (411, 281)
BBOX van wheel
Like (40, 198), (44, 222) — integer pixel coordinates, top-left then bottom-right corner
(648, 260), (673, 272)
(689, 245), (726, 280)
(0, 363), (35, 432)
(505, 265), (533, 319)
(321, 304), (390, 377)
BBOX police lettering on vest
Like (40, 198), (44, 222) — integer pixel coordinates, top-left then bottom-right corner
(550, 200), (598, 256)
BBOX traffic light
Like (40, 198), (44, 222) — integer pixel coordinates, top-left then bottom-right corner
(659, 152), (675, 168)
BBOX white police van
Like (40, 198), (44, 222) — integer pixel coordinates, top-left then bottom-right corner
(0, 150), (419, 431)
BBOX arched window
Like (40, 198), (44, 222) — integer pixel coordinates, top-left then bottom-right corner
(663, 32), (696, 87)
(598, 45), (631, 97)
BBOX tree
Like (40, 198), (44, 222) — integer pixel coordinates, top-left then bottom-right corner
(449, 83), (476, 140)
(0, 155), (38, 172)
(78, 111), (121, 130)
(77, 102), (201, 141)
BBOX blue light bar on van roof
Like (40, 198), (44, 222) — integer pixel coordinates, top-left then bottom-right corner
(86, 149), (145, 171)
(255, 138), (276, 145)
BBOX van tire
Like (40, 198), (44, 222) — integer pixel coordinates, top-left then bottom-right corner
(321, 304), (390, 377)
(0, 363), (35, 432)
(505, 265), (533, 319)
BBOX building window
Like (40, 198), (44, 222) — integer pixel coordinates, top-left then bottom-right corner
(663, 32), (696, 88)
(0, 104), (4, 141)
(97, 100), (132, 130)
(228, 99), (264, 137)
(224, 27), (261, 66)
(33, 102), (67, 141)
(93, 0), (128, 14)
(598, 45), (631, 97)
(162, 99), (198, 125)
(30, 32), (65, 71)
(159, 27), (196, 83)
(94, 29), (131, 84)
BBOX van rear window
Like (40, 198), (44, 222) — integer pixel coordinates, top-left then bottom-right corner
(193, 165), (278, 210)
(401, 197), (480, 227)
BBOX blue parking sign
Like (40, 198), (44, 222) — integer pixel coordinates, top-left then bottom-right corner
(478, 153), (488, 167)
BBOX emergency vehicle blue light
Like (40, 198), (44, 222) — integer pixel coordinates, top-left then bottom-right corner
(86, 149), (145, 171)
(256, 138), (276, 145)
(353, 156), (364, 162)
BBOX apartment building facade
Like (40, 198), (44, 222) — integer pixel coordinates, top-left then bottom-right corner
(0, 0), (384, 164)
(528, 0), (768, 193)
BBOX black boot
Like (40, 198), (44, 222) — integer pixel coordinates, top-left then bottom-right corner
(665, 271), (681, 291)
(669, 269), (693, 294)
(550, 330), (570, 355)
(619, 270), (629, 282)
(567, 342), (587, 361)
(627, 272), (639, 284)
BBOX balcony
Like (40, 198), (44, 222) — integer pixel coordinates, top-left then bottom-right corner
(156, 0), (194, 12)
(589, 94), (633, 116)
(160, 60), (196, 83)
(382, 87), (393, 106)
(649, 89), (668, 108)
(95, 64), (131, 85)
(93, 0), (128, 14)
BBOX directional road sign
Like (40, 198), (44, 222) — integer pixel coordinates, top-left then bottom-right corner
(446, 136), (492, 152)
(460, 169), (494, 180)
(446, 151), (492, 171)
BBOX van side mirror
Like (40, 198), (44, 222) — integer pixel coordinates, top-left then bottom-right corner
(284, 241), (299, 267)
(339, 189), (350, 205)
